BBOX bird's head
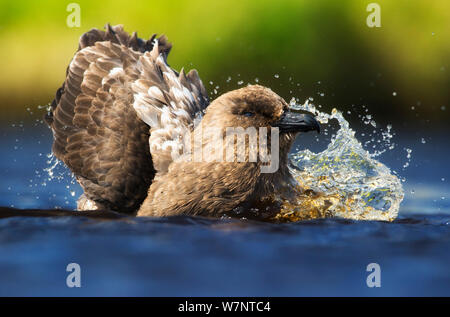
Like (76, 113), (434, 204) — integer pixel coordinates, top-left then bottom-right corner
(200, 85), (320, 167)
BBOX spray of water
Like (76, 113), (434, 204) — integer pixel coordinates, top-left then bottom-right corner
(274, 99), (404, 222)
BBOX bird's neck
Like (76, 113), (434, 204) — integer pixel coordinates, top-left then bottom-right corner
(233, 134), (302, 220)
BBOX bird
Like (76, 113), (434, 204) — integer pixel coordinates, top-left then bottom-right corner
(45, 24), (320, 220)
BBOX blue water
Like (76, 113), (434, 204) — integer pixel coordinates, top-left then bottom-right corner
(0, 124), (449, 296)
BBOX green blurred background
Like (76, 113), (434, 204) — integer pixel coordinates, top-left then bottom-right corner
(0, 0), (449, 127)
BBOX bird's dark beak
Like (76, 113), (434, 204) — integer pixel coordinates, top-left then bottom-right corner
(273, 112), (321, 134)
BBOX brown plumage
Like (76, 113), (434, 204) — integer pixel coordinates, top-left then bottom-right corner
(46, 24), (319, 219)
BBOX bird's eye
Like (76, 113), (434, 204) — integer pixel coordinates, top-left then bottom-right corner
(243, 112), (255, 117)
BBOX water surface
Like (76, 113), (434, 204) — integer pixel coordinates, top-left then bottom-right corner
(0, 124), (449, 296)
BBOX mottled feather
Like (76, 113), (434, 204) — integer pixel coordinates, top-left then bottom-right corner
(45, 24), (209, 213)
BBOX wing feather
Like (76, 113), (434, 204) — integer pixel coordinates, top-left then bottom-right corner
(131, 45), (209, 173)
(45, 24), (208, 213)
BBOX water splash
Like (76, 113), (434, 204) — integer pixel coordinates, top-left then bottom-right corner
(276, 99), (404, 222)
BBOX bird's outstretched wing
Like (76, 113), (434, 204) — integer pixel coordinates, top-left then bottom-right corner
(45, 24), (209, 213)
